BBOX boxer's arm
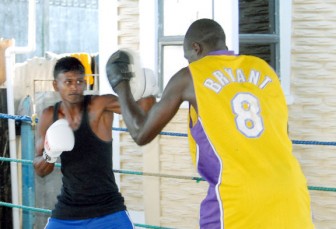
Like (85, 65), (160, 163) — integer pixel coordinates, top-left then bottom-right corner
(100, 94), (121, 114)
(88, 94), (156, 142)
(136, 96), (156, 113)
(97, 93), (156, 115)
(33, 107), (55, 177)
(114, 68), (190, 145)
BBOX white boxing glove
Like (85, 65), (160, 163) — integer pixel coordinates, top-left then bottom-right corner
(142, 68), (159, 98)
(117, 48), (145, 100)
(43, 119), (75, 163)
(117, 48), (159, 100)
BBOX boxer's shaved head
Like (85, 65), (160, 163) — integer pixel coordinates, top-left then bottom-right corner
(54, 57), (85, 79)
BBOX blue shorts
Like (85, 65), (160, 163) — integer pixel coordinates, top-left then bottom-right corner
(44, 210), (134, 229)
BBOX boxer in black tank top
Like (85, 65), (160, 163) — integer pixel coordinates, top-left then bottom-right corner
(33, 57), (155, 228)
(51, 95), (126, 220)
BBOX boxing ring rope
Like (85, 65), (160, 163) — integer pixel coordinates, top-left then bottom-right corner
(1, 112), (336, 229)
(3, 112), (336, 147)
(2, 112), (336, 189)
(113, 127), (336, 147)
(1, 156), (336, 193)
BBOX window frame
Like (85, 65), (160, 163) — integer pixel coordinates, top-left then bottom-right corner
(139, 0), (293, 103)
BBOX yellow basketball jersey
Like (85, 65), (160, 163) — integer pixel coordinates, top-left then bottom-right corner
(188, 52), (314, 228)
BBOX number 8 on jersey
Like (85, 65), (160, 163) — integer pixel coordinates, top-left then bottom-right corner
(231, 92), (264, 138)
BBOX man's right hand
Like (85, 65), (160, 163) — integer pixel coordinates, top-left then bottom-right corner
(106, 50), (134, 91)
(43, 119), (75, 163)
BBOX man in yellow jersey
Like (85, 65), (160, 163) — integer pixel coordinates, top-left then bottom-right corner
(106, 18), (314, 228)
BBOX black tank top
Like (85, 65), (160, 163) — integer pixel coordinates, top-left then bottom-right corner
(51, 95), (126, 219)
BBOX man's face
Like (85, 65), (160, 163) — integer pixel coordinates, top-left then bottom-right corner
(53, 71), (85, 104)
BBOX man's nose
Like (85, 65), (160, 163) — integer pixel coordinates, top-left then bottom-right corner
(70, 82), (78, 90)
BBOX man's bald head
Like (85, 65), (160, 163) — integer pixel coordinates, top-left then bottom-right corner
(184, 19), (227, 51)
(183, 19), (228, 63)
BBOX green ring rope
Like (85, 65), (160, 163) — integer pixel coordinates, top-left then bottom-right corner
(0, 156), (335, 192)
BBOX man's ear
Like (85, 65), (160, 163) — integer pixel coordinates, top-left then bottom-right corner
(192, 42), (202, 55)
(53, 80), (58, 91)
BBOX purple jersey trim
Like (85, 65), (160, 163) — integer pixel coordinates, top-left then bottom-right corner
(190, 118), (223, 228)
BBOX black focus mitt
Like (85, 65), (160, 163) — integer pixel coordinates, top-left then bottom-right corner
(106, 49), (134, 90)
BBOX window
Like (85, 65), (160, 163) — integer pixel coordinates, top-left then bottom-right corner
(140, 0), (292, 101)
(239, 0), (278, 66)
(157, 0), (213, 93)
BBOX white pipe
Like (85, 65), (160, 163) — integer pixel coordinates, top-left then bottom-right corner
(5, 0), (36, 228)
(5, 44), (20, 229)
(98, 0), (117, 95)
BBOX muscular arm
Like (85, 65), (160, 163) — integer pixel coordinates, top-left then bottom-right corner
(87, 93), (156, 142)
(95, 94), (156, 115)
(33, 107), (55, 177)
(114, 67), (194, 145)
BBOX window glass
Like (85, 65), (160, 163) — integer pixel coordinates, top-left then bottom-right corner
(162, 45), (188, 89)
(158, 0), (281, 93)
(239, 43), (276, 68)
(239, 0), (275, 34)
(163, 0), (213, 36)
(238, 0), (278, 70)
